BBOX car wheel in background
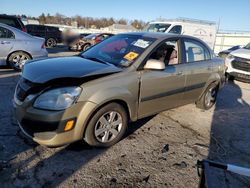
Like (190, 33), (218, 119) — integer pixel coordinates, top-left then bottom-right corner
(84, 103), (128, 147)
(46, 38), (57, 47)
(196, 82), (219, 110)
(82, 43), (91, 51)
(8, 51), (31, 71)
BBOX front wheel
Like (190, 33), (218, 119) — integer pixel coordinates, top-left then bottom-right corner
(196, 83), (219, 110)
(84, 103), (128, 147)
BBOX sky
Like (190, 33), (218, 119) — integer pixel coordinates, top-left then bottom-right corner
(1, 0), (250, 31)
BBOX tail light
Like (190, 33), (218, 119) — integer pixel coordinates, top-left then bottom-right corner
(95, 37), (101, 43)
(22, 27), (27, 33)
(41, 42), (45, 49)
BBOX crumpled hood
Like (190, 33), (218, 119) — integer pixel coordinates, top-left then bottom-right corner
(230, 48), (250, 59)
(22, 56), (122, 84)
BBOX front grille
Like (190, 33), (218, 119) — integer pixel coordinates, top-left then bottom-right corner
(15, 77), (42, 101)
(231, 57), (250, 72)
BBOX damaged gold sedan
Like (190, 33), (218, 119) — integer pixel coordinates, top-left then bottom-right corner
(14, 32), (225, 147)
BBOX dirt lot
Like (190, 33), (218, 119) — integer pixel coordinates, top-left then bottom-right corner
(0, 46), (250, 188)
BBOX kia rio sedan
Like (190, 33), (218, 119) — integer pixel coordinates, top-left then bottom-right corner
(14, 32), (225, 147)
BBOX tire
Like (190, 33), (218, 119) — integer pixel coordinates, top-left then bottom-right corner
(226, 73), (234, 82)
(8, 51), (31, 71)
(46, 38), (57, 47)
(84, 103), (128, 147)
(82, 43), (91, 51)
(196, 83), (219, 110)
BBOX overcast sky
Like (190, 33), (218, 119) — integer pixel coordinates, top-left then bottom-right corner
(1, 0), (250, 31)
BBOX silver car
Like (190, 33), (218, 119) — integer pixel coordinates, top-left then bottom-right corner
(0, 23), (48, 71)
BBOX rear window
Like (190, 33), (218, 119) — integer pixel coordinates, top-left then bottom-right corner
(47, 27), (59, 32)
(144, 23), (171, 33)
(184, 40), (211, 63)
(0, 18), (22, 29)
(85, 34), (98, 39)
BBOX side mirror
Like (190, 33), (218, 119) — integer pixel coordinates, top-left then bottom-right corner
(144, 59), (165, 70)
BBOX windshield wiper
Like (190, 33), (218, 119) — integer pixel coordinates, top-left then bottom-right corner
(81, 55), (109, 65)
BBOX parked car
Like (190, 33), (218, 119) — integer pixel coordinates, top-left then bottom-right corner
(14, 33), (225, 147)
(0, 14), (27, 32)
(26, 24), (62, 47)
(63, 33), (91, 46)
(0, 23), (48, 71)
(225, 43), (250, 82)
(218, 45), (241, 58)
(69, 33), (114, 51)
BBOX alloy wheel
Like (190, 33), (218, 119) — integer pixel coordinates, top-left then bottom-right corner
(12, 54), (29, 69)
(94, 111), (123, 143)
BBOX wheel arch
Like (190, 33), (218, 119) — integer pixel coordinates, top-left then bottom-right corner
(81, 99), (132, 139)
(197, 73), (221, 101)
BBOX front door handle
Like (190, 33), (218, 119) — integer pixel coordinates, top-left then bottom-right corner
(1, 41), (11, 44)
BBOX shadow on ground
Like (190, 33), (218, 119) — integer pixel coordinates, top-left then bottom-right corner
(207, 81), (250, 187)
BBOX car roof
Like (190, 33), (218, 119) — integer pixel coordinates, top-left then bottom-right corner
(0, 14), (19, 19)
(117, 32), (211, 49)
(118, 32), (192, 39)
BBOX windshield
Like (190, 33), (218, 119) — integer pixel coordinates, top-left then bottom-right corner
(244, 43), (250, 49)
(144, 23), (171, 33)
(80, 34), (156, 67)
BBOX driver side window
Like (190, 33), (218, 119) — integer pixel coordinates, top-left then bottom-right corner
(148, 40), (179, 67)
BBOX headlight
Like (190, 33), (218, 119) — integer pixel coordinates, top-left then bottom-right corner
(33, 87), (82, 110)
(226, 54), (235, 60)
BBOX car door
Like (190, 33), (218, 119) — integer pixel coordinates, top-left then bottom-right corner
(182, 39), (213, 104)
(0, 26), (14, 65)
(138, 39), (187, 118)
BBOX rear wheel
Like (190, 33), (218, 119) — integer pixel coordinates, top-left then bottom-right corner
(46, 38), (57, 47)
(196, 83), (219, 110)
(226, 73), (234, 82)
(8, 51), (31, 71)
(84, 103), (128, 147)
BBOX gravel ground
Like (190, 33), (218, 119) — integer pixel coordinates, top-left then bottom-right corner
(0, 46), (250, 187)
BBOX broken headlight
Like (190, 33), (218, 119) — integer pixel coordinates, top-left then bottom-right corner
(33, 87), (82, 110)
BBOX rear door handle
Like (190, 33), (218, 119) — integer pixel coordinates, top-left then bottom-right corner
(176, 71), (183, 75)
(1, 41), (11, 44)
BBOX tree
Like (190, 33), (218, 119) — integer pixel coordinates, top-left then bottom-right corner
(117, 18), (127, 25)
(38, 13), (46, 25)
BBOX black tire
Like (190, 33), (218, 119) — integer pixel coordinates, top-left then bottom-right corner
(84, 103), (128, 147)
(226, 73), (234, 82)
(46, 38), (57, 48)
(196, 83), (219, 110)
(8, 51), (31, 71)
(82, 43), (91, 51)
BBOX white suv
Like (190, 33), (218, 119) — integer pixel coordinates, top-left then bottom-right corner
(225, 43), (250, 82)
